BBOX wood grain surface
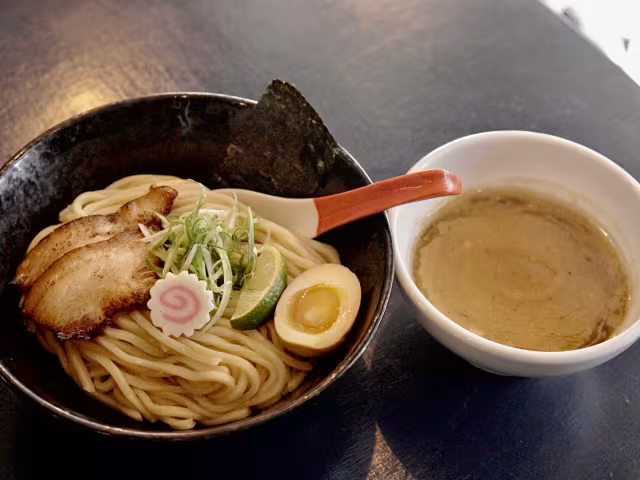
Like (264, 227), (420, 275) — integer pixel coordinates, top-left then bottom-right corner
(3, 0), (640, 479)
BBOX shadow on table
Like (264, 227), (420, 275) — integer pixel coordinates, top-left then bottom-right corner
(11, 362), (377, 480)
(11, 293), (639, 479)
(368, 295), (633, 479)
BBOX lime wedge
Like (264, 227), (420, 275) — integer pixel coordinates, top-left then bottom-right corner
(231, 245), (287, 330)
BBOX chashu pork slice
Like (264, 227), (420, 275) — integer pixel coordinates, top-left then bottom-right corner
(23, 231), (157, 340)
(14, 185), (177, 292)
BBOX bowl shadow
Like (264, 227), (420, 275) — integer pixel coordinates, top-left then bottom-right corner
(12, 361), (378, 480)
(368, 293), (640, 479)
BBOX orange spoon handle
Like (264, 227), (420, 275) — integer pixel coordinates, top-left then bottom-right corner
(314, 169), (461, 236)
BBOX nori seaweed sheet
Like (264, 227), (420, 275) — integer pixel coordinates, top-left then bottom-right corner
(222, 79), (340, 196)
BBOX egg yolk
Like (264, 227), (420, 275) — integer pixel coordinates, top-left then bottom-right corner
(292, 285), (341, 334)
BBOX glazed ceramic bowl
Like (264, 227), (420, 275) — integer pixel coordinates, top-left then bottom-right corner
(392, 131), (640, 377)
(0, 93), (393, 438)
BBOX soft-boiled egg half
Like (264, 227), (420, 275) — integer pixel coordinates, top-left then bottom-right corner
(274, 263), (361, 357)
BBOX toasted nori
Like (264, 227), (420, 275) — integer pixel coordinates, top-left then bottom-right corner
(222, 79), (340, 196)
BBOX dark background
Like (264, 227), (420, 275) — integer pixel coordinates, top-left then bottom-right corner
(2, 0), (640, 478)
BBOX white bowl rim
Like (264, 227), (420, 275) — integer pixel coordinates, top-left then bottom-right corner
(391, 130), (640, 366)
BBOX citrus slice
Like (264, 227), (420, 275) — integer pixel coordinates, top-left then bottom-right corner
(231, 245), (287, 330)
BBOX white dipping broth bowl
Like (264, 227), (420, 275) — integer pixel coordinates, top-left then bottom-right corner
(391, 131), (640, 376)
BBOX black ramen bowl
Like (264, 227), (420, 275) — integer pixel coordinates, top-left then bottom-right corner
(0, 93), (393, 439)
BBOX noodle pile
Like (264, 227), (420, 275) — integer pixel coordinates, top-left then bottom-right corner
(30, 175), (339, 429)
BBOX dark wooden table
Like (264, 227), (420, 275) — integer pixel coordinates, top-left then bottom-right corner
(3, 0), (640, 478)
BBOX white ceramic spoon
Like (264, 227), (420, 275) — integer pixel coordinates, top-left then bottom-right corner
(217, 169), (461, 238)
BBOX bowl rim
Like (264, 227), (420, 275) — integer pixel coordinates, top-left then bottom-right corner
(0, 91), (394, 439)
(391, 130), (640, 367)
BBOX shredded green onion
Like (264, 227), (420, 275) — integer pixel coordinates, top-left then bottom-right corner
(142, 186), (258, 317)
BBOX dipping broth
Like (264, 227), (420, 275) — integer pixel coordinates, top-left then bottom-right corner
(413, 187), (630, 352)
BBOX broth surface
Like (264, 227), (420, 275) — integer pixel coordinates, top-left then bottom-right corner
(413, 188), (630, 351)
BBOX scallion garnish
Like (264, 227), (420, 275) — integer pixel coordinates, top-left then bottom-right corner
(142, 186), (258, 322)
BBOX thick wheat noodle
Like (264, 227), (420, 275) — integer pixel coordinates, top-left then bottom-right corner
(264, 323), (284, 350)
(88, 366), (108, 377)
(210, 326), (299, 379)
(114, 380), (160, 422)
(103, 326), (165, 357)
(95, 337), (235, 384)
(166, 357), (231, 378)
(103, 337), (164, 362)
(130, 311), (223, 364)
(156, 391), (223, 417)
(35, 331), (54, 356)
(135, 388), (199, 419)
(200, 408), (252, 426)
(125, 373), (184, 393)
(111, 386), (156, 422)
(94, 376), (115, 392)
(90, 391), (143, 421)
(29, 174), (337, 429)
(179, 336), (263, 394)
(176, 377), (225, 397)
(81, 347), (148, 413)
(112, 316), (149, 338)
(42, 331), (69, 372)
(288, 369), (308, 392)
(258, 237), (319, 271)
(257, 223), (327, 266)
(246, 330), (311, 371)
(186, 332), (281, 400)
(308, 238), (342, 263)
(64, 342), (94, 392)
(259, 219), (325, 260)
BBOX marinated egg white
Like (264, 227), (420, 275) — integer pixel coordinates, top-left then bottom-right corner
(274, 263), (361, 356)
